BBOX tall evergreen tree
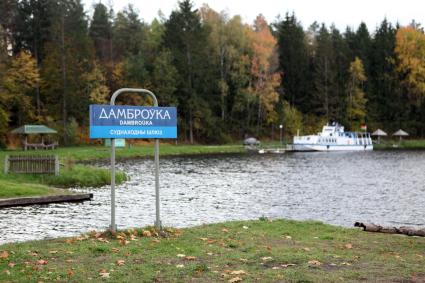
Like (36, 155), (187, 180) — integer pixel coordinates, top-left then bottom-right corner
(311, 24), (338, 120)
(275, 13), (310, 113)
(163, 0), (211, 143)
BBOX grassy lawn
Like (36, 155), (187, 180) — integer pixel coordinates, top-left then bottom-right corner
(374, 139), (425, 150)
(0, 219), (424, 282)
(0, 181), (67, 199)
(5, 143), (245, 162)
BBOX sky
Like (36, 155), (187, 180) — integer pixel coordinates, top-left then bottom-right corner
(84, 0), (425, 31)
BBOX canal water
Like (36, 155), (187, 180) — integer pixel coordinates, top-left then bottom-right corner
(1, 150), (424, 244)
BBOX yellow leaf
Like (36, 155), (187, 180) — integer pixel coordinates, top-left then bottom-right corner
(99, 272), (110, 278)
(0, 251), (9, 259)
(36, 260), (48, 265)
(230, 270), (246, 275)
(142, 230), (152, 237)
(308, 260), (322, 266)
(116, 260), (125, 266)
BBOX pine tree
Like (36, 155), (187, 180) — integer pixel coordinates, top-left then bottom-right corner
(275, 13), (310, 113)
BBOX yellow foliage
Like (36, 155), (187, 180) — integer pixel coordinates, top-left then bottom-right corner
(395, 26), (425, 101)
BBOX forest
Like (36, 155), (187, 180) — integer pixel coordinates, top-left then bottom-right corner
(0, 0), (424, 146)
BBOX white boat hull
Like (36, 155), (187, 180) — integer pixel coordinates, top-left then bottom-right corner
(293, 144), (373, 151)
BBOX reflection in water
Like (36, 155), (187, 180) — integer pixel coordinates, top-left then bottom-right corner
(1, 150), (425, 243)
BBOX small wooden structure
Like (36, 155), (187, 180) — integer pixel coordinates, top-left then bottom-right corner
(11, 125), (58, 150)
(4, 155), (59, 175)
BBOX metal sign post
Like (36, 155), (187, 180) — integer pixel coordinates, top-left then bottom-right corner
(89, 88), (177, 232)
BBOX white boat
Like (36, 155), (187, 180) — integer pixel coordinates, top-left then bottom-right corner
(293, 122), (373, 151)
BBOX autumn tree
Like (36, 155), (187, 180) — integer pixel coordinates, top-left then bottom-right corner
(395, 26), (425, 103)
(247, 15), (280, 133)
(347, 57), (367, 129)
(1, 51), (40, 124)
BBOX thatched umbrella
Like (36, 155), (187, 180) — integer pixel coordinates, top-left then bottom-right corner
(371, 129), (387, 144)
(393, 129), (409, 143)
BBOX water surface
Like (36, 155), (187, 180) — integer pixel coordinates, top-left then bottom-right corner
(1, 150), (424, 244)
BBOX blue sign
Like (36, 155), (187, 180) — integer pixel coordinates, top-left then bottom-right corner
(89, 105), (177, 139)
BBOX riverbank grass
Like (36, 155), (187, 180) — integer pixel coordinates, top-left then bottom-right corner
(0, 165), (126, 199)
(1, 219), (424, 282)
(0, 181), (67, 199)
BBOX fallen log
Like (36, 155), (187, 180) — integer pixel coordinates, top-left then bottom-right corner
(354, 222), (425, 237)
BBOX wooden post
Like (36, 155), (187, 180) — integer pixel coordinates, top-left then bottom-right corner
(55, 155), (59, 176)
(4, 155), (9, 174)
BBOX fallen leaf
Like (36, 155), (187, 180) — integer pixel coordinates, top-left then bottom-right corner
(49, 251), (58, 254)
(177, 254), (186, 258)
(341, 262), (352, 266)
(239, 258), (248, 262)
(308, 260), (322, 266)
(36, 260), (48, 265)
(119, 239), (130, 246)
(67, 270), (74, 277)
(130, 235), (137, 241)
(285, 235), (292, 239)
(3, 270), (10, 275)
(303, 247), (311, 251)
(199, 237), (209, 241)
(0, 251), (9, 259)
(242, 226), (249, 229)
(111, 248), (120, 253)
(8, 262), (15, 268)
(261, 257), (273, 261)
(228, 277), (242, 283)
(99, 272), (110, 278)
(230, 270), (246, 275)
(151, 239), (160, 243)
(281, 263), (296, 268)
(185, 256), (197, 261)
(142, 230), (152, 237)
(222, 228), (229, 233)
(345, 243), (353, 249)
(65, 259), (75, 263)
(207, 252), (214, 256)
(176, 264), (184, 268)
(116, 260), (125, 266)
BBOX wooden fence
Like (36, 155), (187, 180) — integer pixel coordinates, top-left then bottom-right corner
(4, 155), (59, 175)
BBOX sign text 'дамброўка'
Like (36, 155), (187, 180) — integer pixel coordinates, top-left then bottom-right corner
(89, 105), (177, 139)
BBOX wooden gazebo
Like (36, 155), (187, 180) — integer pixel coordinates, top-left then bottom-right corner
(11, 125), (58, 150)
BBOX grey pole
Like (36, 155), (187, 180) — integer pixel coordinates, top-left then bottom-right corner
(109, 88), (161, 232)
(110, 138), (116, 232)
